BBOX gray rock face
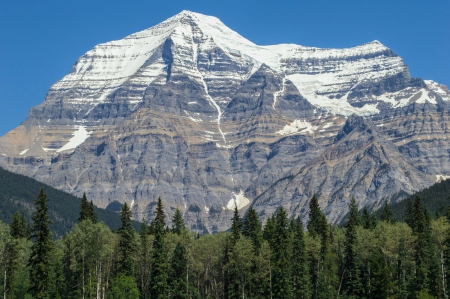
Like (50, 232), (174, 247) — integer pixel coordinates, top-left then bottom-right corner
(0, 11), (449, 230)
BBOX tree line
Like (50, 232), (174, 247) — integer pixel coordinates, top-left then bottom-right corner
(1, 189), (450, 299)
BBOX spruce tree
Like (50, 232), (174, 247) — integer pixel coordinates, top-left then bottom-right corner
(226, 205), (243, 299)
(154, 197), (166, 227)
(138, 218), (151, 298)
(78, 192), (90, 222)
(342, 197), (362, 299)
(171, 208), (185, 235)
(408, 196), (433, 295)
(380, 201), (395, 224)
(291, 216), (310, 299)
(117, 202), (137, 276)
(88, 200), (98, 223)
(242, 206), (263, 255)
(272, 206), (293, 299)
(307, 195), (328, 299)
(150, 218), (169, 299)
(307, 195), (328, 254)
(28, 188), (54, 299)
(10, 211), (27, 239)
(230, 205), (242, 245)
(242, 206), (264, 298)
(78, 193), (98, 223)
(263, 216), (275, 245)
(168, 242), (189, 299)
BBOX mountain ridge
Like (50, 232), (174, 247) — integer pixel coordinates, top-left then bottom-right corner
(0, 11), (449, 232)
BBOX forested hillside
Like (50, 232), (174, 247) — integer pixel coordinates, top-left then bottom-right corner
(0, 166), (139, 237)
(1, 188), (449, 299)
(381, 178), (450, 221)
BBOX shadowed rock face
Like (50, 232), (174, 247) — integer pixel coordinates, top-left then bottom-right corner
(0, 11), (449, 231)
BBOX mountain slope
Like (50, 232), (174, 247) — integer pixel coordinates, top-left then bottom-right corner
(0, 167), (139, 237)
(0, 11), (449, 230)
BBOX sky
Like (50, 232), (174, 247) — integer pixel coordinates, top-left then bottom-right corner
(0, 0), (448, 136)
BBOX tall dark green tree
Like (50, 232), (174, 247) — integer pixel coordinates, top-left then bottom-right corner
(10, 211), (28, 239)
(150, 218), (169, 299)
(138, 218), (151, 298)
(225, 205), (243, 299)
(380, 201), (395, 224)
(307, 195), (328, 299)
(272, 206), (293, 299)
(78, 193), (97, 223)
(230, 205), (242, 245)
(168, 242), (189, 299)
(291, 216), (311, 299)
(361, 207), (377, 230)
(117, 202), (137, 276)
(28, 189), (54, 299)
(243, 206), (265, 298)
(342, 197), (362, 299)
(154, 197), (166, 227)
(242, 206), (263, 255)
(407, 196), (433, 295)
(263, 216), (275, 245)
(307, 195), (329, 254)
(171, 208), (185, 235)
(88, 200), (97, 223)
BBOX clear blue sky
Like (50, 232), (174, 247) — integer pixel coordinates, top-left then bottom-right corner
(0, 0), (448, 136)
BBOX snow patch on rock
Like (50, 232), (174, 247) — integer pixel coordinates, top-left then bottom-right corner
(226, 190), (250, 210)
(277, 120), (318, 135)
(57, 126), (92, 152)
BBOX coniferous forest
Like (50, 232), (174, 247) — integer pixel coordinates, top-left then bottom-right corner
(2, 189), (450, 299)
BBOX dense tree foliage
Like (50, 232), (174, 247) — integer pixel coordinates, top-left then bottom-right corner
(3, 186), (450, 298)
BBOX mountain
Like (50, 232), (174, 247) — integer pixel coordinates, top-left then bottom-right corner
(0, 166), (140, 238)
(0, 11), (449, 230)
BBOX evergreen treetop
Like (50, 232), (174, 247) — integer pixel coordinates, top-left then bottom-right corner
(171, 207), (185, 235)
(10, 211), (28, 239)
(28, 188), (54, 299)
(380, 201), (395, 224)
(154, 197), (166, 227)
(242, 206), (263, 255)
(117, 202), (137, 276)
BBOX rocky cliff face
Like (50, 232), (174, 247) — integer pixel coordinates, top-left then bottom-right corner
(1, 11), (449, 230)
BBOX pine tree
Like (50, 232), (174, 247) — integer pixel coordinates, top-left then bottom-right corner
(230, 205), (242, 245)
(342, 197), (362, 299)
(380, 201), (395, 224)
(10, 211), (27, 239)
(263, 216), (275, 245)
(307, 195), (329, 299)
(307, 195), (328, 254)
(150, 218), (169, 299)
(88, 200), (98, 223)
(242, 206), (263, 255)
(154, 197), (166, 227)
(117, 202), (137, 276)
(291, 216), (311, 299)
(78, 193), (98, 223)
(78, 192), (90, 222)
(171, 208), (185, 235)
(168, 242), (189, 299)
(272, 206), (293, 299)
(242, 206), (264, 298)
(28, 188), (54, 299)
(138, 218), (151, 298)
(225, 205), (243, 299)
(408, 196), (433, 295)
